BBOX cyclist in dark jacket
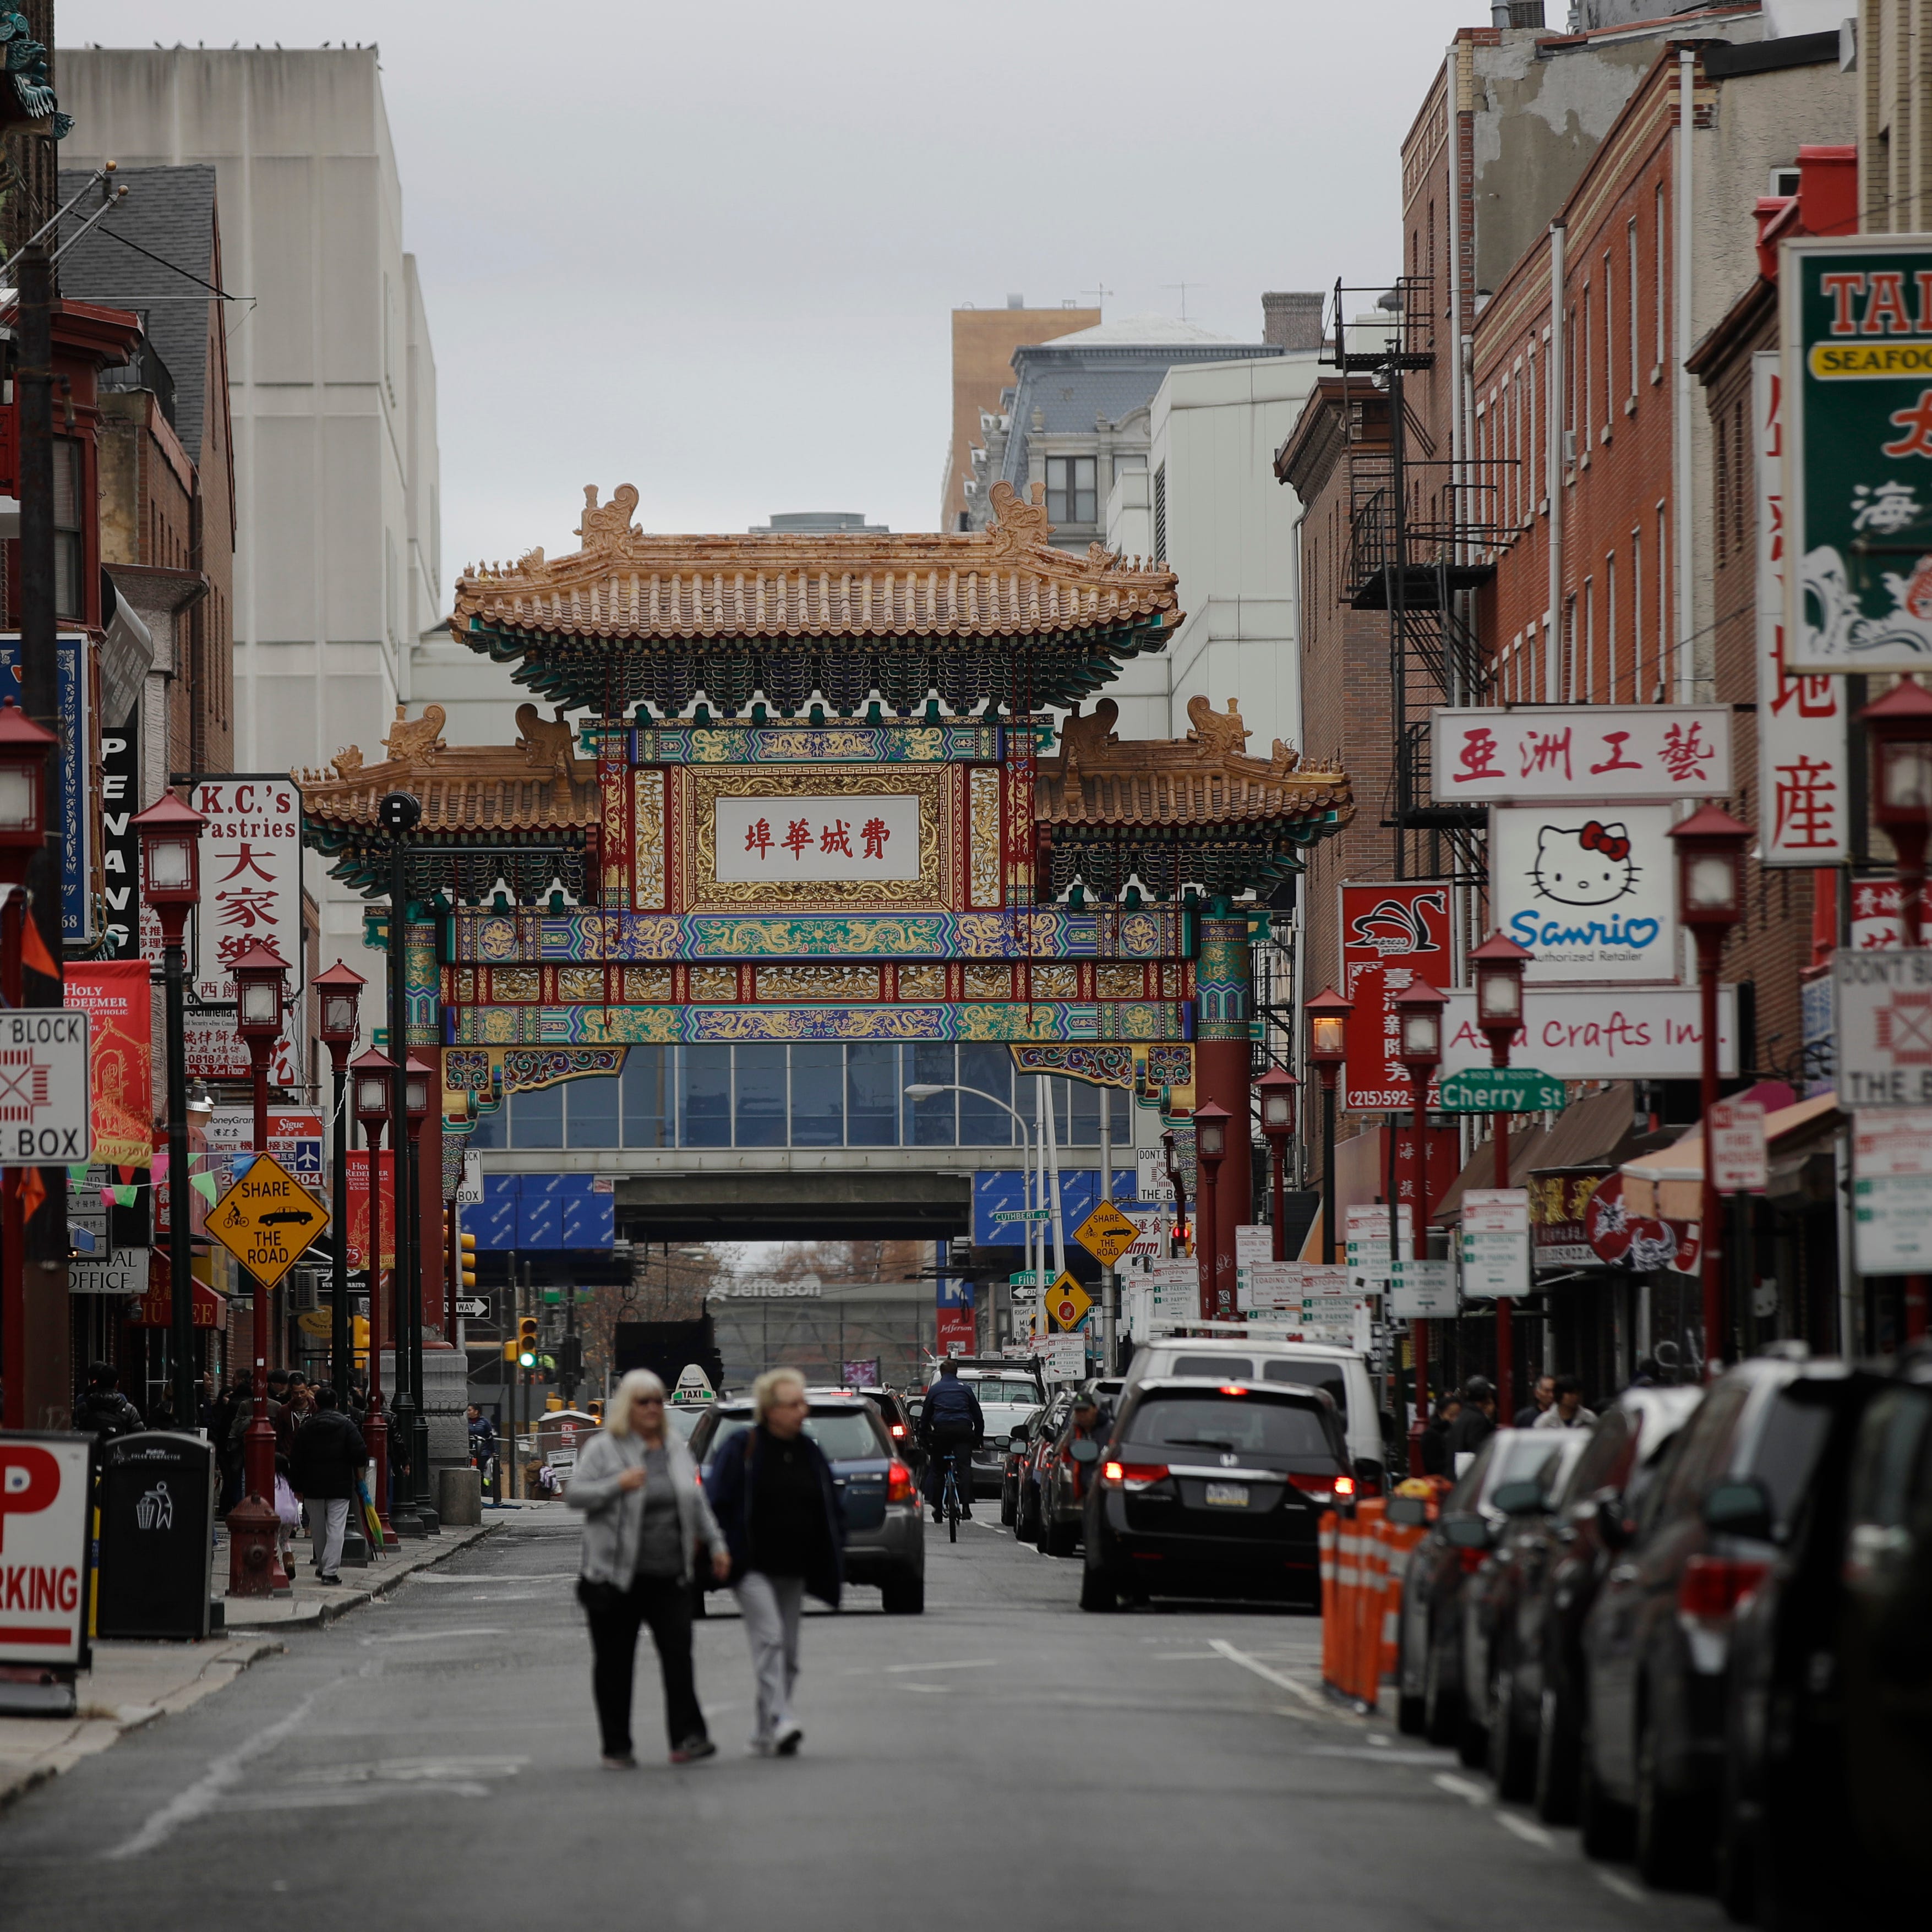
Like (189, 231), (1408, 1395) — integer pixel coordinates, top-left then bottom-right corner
(916, 1361), (985, 1521)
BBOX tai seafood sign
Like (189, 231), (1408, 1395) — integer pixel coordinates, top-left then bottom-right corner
(1338, 881), (1451, 1111)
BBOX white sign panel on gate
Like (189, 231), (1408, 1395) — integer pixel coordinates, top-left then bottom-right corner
(1852, 1108), (1932, 1274)
(1459, 1188), (1530, 1300)
(1709, 1099), (1769, 1193)
(0, 1010), (90, 1166)
(1833, 948), (1932, 1106)
(1432, 706), (1731, 804)
(0, 1433), (92, 1667)
(1441, 984), (1738, 1079)
(1753, 351), (1848, 865)
(1491, 804), (1680, 982)
(190, 777), (304, 1007)
(715, 795), (921, 882)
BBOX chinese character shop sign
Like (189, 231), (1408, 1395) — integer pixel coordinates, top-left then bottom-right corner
(1431, 706), (1732, 804)
(1783, 236), (1932, 672)
(190, 778), (303, 1006)
(716, 795), (919, 883)
(1338, 880), (1451, 1111)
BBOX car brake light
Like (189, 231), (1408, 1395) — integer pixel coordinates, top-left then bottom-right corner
(1101, 1460), (1168, 1491)
(1334, 1475), (1356, 1498)
(1219, 1384), (1247, 1396)
(1287, 1472), (1336, 1498)
(890, 1422), (906, 1437)
(887, 1460), (917, 1503)
(1678, 1554), (1769, 1620)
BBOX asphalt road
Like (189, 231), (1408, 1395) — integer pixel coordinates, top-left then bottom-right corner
(0, 1507), (1724, 1931)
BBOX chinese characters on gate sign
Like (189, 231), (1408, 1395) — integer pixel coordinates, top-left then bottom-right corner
(714, 795), (921, 885)
(1428, 707), (1732, 805)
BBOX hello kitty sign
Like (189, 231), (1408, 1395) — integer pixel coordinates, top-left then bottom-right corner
(1491, 804), (1679, 982)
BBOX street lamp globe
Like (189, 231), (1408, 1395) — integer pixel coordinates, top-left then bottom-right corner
(130, 789), (209, 938)
(314, 959), (365, 1065)
(1668, 804), (1753, 932)
(1393, 978), (1448, 1071)
(1193, 1101), (1230, 1167)
(405, 1054), (435, 1128)
(1257, 1065), (1297, 1136)
(0, 700), (55, 871)
(353, 1046), (396, 1131)
(1303, 986), (1354, 1085)
(902, 1083), (944, 1102)
(1470, 931), (1533, 1036)
(230, 942), (289, 1041)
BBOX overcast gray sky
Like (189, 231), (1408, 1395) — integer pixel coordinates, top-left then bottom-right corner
(68, 0), (1461, 578)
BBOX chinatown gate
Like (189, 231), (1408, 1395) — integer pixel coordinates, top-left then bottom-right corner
(297, 482), (1354, 1322)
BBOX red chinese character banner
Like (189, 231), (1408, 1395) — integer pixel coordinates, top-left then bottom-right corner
(188, 776), (304, 1006)
(1429, 705), (1731, 805)
(63, 960), (152, 1167)
(1753, 351), (1847, 865)
(1338, 881), (1453, 1112)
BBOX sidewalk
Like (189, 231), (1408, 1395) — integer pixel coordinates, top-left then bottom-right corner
(1, 1516), (503, 1813)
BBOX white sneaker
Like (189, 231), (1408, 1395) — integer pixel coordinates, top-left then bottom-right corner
(772, 1721), (804, 1757)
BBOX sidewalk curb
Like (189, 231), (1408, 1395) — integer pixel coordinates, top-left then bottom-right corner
(216, 1519), (505, 1631)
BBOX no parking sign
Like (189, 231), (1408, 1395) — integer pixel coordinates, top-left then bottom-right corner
(0, 1434), (94, 1669)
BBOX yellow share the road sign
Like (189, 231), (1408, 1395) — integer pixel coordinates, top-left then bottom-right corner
(1047, 1271), (1093, 1332)
(204, 1154), (330, 1291)
(1074, 1198), (1141, 1268)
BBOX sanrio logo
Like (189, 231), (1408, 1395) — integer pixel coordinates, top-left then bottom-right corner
(1531, 821), (1639, 907)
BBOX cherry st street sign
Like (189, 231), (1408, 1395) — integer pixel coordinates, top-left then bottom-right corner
(1834, 947), (1932, 1106)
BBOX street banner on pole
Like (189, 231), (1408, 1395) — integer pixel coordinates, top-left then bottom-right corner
(62, 962), (150, 1169)
(1431, 705), (1731, 803)
(1753, 350), (1847, 863)
(0, 1434), (92, 1669)
(1489, 804), (1680, 982)
(1782, 234), (1932, 672)
(1709, 1099), (1769, 1193)
(1441, 984), (1738, 1079)
(1459, 1188), (1530, 1299)
(1852, 1107), (1932, 1273)
(1339, 881), (1452, 1111)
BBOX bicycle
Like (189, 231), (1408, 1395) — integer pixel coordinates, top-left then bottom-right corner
(939, 1456), (964, 1542)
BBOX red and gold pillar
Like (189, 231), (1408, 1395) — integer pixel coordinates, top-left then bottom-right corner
(1194, 909), (1253, 1319)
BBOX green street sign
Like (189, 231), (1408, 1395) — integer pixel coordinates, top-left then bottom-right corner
(1008, 1270), (1044, 1287)
(1436, 1068), (1566, 1115)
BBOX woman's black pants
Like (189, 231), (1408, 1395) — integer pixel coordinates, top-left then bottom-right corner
(583, 1574), (705, 1756)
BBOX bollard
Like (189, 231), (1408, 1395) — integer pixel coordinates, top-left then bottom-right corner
(1319, 1512), (1341, 1689)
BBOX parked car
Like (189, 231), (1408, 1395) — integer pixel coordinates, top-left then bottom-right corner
(1714, 1352), (1928, 1924)
(1012, 1391), (1073, 1541)
(1452, 1429), (1592, 1769)
(952, 1366), (1046, 1497)
(1487, 1385), (1702, 1820)
(1394, 1428), (1576, 1745)
(1577, 1351), (1844, 1888)
(1034, 1392), (1117, 1558)
(839, 1385), (922, 1478)
(690, 1391), (925, 1614)
(1122, 1333), (1389, 1492)
(999, 1405), (1046, 1525)
(1078, 1377), (1352, 1612)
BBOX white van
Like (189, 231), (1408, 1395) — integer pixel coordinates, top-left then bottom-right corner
(1122, 1329), (1389, 1491)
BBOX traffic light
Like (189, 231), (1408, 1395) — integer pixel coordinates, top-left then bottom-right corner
(588, 1399), (604, 1423)
(458, 1231), (477, 1291)
(947, 1237), (973, 1271)
(516, 1318), (539, 1369)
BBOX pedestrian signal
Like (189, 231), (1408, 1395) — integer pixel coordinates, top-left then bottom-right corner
(516, 1318), (539, 1369)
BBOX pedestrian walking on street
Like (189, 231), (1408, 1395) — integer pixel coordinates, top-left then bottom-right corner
(705, 1367), (846, 1759)
(1513, 1373), (1555, 1429)
(1532, 1375), (1599, 1430)
(289, 1386), (366, 1583)
(1418, 1394), (1461, 1478)
(566, 1368), (731, 1770)
(1445, 1377), (1498, 1465)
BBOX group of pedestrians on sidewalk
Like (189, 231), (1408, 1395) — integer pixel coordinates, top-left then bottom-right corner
(1420, 1371), (1602, 1476)
(566, 1365), (845, 1769)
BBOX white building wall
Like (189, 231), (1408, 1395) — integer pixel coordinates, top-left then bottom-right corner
(61, 47), (440, 984)
(1105, 353), (1320, 754)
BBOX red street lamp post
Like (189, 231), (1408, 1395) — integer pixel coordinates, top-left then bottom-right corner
(353, 1045), (397, 1546)
(314, 961), (365, 1404)
(1669, 805), (1753, 1379)
(1304, 987), (1354, 1267)
(401, 1052), (438, 1530)
(230, 940), (290, 1369)
(1161, 1127), (1189, 1258)
(1257, 1066), (1298, 1263)
(0, 700), (55, 1431)
(1470, 931), (1533, 1421)
(130, 788), (210, 1446)
(1193, 1102), (1231, 1320)
(1393, 976), (1448, 1470)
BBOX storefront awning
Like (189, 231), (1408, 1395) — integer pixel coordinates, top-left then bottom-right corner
(1620, 1093), (1841, 1221)
(1433, 1082), (1640, 1226)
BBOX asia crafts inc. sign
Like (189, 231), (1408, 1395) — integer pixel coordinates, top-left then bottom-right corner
(1440, 984), (1738, 1080)
(1338, 880), (1452, 1111)
(1489, 804), (1678, 982)
(1783, 236), (1932, 673)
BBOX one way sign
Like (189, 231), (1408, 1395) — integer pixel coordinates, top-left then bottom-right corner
(0, 1009), (90, 1165)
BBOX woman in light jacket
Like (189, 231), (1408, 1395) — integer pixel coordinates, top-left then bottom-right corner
(566, 1368), (730, 1767)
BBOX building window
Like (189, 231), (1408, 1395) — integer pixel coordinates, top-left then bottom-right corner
(1153, 463), (1167, 561)
(1046, 455), (1097, 525)
(52, 437), (83, 620)
(1627, 218), (1640, 401)
(1655, 184), (1667, 372)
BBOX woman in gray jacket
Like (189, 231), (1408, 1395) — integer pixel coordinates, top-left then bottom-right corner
(566, 1368), (730, 1767)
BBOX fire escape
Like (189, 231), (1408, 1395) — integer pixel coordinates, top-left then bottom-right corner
(1325, 277), (1508, 885)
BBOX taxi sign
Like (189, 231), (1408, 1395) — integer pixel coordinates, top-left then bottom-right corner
(1073, 1198), (1140, 1268)
(670, 1363), (716, 1406)
(202, 1154), (329, 1291)
(1046, 1271), (1092, 1332)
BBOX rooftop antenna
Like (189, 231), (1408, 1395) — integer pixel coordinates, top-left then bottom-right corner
(1161, 281), (1206, 321)
(1081, 282), (1115, 308)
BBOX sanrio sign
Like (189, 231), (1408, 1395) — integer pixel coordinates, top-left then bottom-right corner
(1491, 804), (1679, 982)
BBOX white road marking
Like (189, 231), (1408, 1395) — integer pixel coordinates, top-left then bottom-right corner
(1207, 1637), (1328, 1710)
(105, 1685), (331, 1859)
(1305, 1747), (1458, 1764)
(357, 1628), (506, 1645)
(1150, 1650), (1224, 1661)
(896, 1683), (953, 1693)
(1432, 1772), (1492, 1805)
(1496, 1813), (1558, 1849)
(880, 1658), (996, 1674)
(1596, 1870), (1649, 1905)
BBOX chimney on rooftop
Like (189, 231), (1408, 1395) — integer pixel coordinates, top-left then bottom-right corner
(1261, 292), (1325, 353)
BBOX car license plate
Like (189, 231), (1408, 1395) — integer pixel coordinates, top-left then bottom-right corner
(1203, 1482), (1249, 1509)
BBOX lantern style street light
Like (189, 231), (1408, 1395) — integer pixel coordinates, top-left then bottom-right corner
(353, 1044), (397, 1546)
(1861, 676), (1932, 948)
(132, 788), (209, 1447)
(1392, 976), (1448, 1466)
(0, 698), (54, 877)
(1304, 987), (1354, 1267)
(1669, 804), (1753, 1379)
(1469, 931), (1533, 1423)
(1193, 1101), (1231, 1321)
(401, 1052), (438, 1531)
(1257, 1066), (1298, 1263)
(230, 941), (290, 1368)
(315, 960), (365, 1405)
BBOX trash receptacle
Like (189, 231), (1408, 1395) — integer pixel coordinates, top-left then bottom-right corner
(437, 1467), (482, 1526)
(95, 1431), (216, 1640)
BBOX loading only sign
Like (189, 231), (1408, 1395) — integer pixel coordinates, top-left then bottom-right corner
(203, 1154), (329, 1290)
(0, 1009), (89, 1165)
